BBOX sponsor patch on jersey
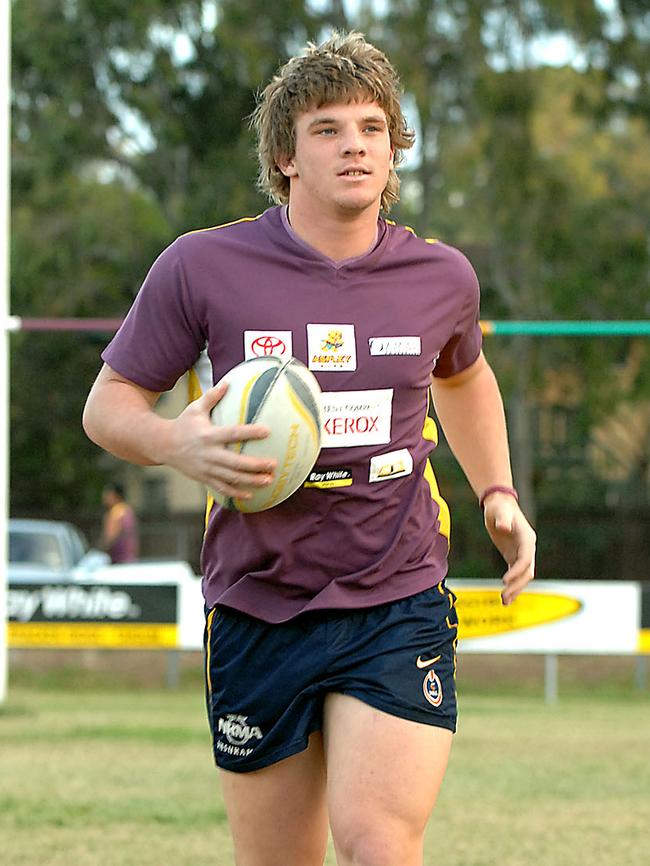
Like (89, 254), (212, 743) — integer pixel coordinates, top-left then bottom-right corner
(244, 330), (292, 360)
(304, 466), (353, 489)
(307, 324), (356, 371)
(320, 389), (393, 448)
(368, 336), (421, 356)
(369, 448), (413, 483)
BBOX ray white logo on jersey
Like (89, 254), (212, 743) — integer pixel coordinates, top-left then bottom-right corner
(320, 389), (393, 447)
(8, 586), (141, 622)
(218, 714), (264, 747)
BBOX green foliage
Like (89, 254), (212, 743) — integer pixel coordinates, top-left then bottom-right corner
(9, 0), (326, 511)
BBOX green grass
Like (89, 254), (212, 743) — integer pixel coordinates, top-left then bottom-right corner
(1, 659), (649, 865)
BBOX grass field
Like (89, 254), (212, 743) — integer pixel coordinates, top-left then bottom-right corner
(1, 656), (649, 866)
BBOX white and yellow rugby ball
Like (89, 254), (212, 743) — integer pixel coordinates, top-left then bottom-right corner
(210, 356), (323, 512)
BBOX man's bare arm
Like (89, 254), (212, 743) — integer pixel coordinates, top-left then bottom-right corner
(83, 364), (277, 501)
(430, 352), (536, 604)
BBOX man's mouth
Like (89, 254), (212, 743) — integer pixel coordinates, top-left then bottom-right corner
(339, 168), (370, 177)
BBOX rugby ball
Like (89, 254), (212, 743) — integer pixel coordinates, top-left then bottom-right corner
(210, 356), (323, 512)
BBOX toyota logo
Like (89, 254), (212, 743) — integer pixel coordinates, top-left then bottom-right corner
(251, 336), (287, 356)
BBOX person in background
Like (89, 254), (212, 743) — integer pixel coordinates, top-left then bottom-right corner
(100, 482), (138, 563)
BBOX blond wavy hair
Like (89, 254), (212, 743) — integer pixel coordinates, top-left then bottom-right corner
(251, 31), (414, 213)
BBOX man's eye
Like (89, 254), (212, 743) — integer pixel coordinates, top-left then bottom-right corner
(318, 128), (336, 135)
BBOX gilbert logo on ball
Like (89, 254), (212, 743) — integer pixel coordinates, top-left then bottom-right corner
(210, 356), (323, 512)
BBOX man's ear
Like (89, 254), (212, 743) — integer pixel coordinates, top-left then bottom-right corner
(389, 146), (395, 170)
(277, 155), (298, 178)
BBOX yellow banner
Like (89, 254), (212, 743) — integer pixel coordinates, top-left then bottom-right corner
(456, 589), (582, 639)
(8, 621), (179, 649)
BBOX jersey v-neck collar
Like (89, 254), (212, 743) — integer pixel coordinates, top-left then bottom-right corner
(279, 205), (386, 271)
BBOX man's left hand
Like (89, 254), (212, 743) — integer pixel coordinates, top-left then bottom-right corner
(483, 494), (536, 606)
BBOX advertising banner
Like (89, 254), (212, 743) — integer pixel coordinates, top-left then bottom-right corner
(7, 577), (647, 655)
(8, 582), (179, 649)
(449, 580), (641, 654)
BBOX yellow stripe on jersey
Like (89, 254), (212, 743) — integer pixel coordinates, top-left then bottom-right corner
(422, 411), (451, 545)
(179, 214), (264, 239)
(187, 368), (203, 403)
(423, 413), (439, 447)
(204, 496), (215, 534)
(383, 218), (437, 244)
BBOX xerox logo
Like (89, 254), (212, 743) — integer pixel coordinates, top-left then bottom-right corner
(244, 330), (292, 360)
(324, 415), (379, 436)
(218, 714), (264, 746)
(320, 389), (393, 448)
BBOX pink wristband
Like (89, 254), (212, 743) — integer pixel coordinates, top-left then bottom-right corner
(479, 485), (518, 510)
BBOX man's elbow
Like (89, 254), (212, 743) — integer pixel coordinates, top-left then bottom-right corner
(82, 392), (105, 447)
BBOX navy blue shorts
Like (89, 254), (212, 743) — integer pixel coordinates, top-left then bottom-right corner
(204, 582), (459, 772)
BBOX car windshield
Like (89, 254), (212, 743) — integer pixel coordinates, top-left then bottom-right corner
(9, 531), (65, 570)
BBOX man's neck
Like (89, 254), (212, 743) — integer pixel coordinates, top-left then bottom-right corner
(286, 202), (380, 262)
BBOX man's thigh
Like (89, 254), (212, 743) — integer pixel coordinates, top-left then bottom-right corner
(219, 731), (329, 866)
(324, 693), (452, 866)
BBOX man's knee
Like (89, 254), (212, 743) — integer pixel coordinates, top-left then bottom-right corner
(333, 823), (423, 866)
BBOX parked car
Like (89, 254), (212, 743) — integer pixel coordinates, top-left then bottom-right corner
(8, 518), (110, 584)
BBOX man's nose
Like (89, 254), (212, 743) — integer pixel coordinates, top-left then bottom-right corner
(341, 128), (366, 155)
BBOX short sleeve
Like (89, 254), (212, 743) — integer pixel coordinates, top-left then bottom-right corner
(101, 239), (207, 392)
(433, 248), (482, 378)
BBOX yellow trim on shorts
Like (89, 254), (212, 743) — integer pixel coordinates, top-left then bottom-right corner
(205, 607), (218, 697)
(438, 584), (459, 678)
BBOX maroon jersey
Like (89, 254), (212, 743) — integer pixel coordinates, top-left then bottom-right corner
(102, 206), (482, 621)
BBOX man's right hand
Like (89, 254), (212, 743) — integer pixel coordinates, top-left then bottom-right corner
(165, 382), (277, 501)
(83, 365), (277, 501)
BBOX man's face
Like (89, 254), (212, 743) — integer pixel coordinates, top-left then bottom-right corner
(279, 100), (394, 217)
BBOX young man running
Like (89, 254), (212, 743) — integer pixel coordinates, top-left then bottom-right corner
(84, 31), (536, 866)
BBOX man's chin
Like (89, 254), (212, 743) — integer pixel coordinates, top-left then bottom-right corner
(334, 193), (381, 215)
